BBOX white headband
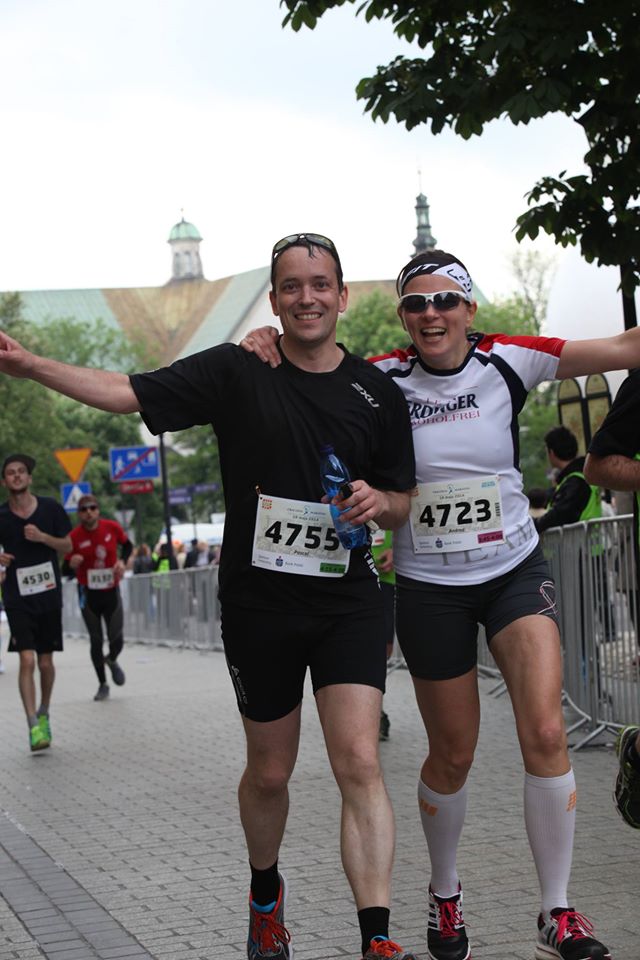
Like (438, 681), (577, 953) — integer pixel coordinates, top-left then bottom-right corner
(399, 261), (473, 299)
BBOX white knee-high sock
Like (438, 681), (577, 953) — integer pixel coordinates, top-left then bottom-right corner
(524, 769), (576, 914)
(418, 778), (467, 897)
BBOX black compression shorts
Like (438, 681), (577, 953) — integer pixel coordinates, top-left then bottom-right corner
(221, 601), (388, 722)
(396, 545), (558, 681)
(7, 608), (64, 654)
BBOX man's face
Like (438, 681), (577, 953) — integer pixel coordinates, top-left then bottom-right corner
(2, 462), (32, 495)
(78, 502), (100, 530)
(269, 246), (347, 351)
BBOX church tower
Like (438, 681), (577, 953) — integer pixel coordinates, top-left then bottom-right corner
(412, 192), (437, 257)
(168, 216), (204, 282)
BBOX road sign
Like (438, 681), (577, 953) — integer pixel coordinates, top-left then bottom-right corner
(109, 446), (159, 482)
(193, 482), (218, 494)
(60, 481), (91, 513)
(169, 489), (192, 505)
(55, 448), (92, 482)
(119, 479), (154, 494)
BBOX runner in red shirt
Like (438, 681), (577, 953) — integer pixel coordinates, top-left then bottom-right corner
(67, 494), (132, 700)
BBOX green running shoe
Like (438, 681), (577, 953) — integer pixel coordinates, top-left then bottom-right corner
(38, 713), (52, 744)
(30, 723), (50, 752)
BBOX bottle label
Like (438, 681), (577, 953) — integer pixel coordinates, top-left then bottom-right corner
(410, 475), (505, 553)
(252, 494), (350, 577)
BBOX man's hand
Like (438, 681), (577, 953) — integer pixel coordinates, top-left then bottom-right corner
(0, 552), (15, 567)
(239, 327), (281, 367)
(24, 524), (46, 543)
(68, 554), (84, 570)
(0, 331), (36, 378)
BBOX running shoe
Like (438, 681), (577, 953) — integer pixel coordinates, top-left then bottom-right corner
(247, 873), (292, 959)
(614, 724), (640, 828)
(38, 713), (52, 744)
(29, 723), (50, 752)
(427, 885), (470, 960)
(379, 710), (390, 742)
(106, 657), (126, 686)
(363, 938), (417, 959)
(94, 683), (110, 701)
(536, 908), (611, 960)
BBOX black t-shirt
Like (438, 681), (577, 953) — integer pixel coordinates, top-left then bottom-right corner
(588, 369), (640, 551)
(0, 496), (71, 612)
(130, 342), (416, 613)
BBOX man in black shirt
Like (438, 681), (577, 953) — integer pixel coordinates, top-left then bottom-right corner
(536, 426), (597, 533)
(585, 371), (640, 830)
(0, 454), (72, 751)
(0, 235), (417, 960)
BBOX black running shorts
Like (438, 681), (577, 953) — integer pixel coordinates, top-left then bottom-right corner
(7, 608), (64, 654)
(221, 602), (388, 722)
(396, 545), (558, 681)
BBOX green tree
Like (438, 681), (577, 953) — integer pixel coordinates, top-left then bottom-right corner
(0, 301), (165, 542)
(281, 0), (640, 306)
(0, 294), (67, 494)
(337, 289), (404, 356)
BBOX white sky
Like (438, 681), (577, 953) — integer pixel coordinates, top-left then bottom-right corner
(0, 0), (634, 339)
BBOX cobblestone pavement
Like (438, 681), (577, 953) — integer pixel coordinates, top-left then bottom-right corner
(0, 633), (637, 959)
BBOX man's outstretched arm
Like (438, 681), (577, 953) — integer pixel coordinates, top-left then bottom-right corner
(0, 331), (140, 413)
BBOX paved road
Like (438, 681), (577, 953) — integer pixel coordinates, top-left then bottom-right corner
(0, 632), (637, 959)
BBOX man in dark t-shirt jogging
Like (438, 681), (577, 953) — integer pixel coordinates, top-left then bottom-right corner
(0, 234), (418, 960)
(585, 371), (640, 831)
(0, 453), (72, 752)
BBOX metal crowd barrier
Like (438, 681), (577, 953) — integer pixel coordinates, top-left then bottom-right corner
(541, 514), (639, 747)
(62, 566), (222, 651)
(62, 516), (639, 747)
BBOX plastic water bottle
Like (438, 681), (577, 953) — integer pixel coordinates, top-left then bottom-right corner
(319, 445), (369, 550)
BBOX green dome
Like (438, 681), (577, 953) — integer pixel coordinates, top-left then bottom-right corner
(168, 218), (202, 242)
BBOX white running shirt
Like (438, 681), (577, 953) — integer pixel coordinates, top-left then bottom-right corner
(371, 332), (566, 585)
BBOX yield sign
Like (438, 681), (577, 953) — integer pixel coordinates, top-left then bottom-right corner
(54, 447), (92, 482)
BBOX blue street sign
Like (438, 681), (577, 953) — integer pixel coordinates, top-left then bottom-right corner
(169, 493), (192, 505)
(61, 482), (92, 513)
(193, 482), (218, 494)
(109, 446), (160, 482)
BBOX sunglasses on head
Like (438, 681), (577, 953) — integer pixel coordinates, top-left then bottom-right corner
(79, 504), (98, 512)
(397, 290), (471, 313)
(271, 233), (339, 262)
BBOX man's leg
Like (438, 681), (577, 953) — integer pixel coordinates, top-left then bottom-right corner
(316, 683), (418, 958)
(37, 652), (55, 713)
(81, 604), (108, 685)
(18, 649), (37, 723)
(239, 705), (301, 871)
(239, 706), (301, 960)
(104, 591), (126, 685)
(316, 682), (392, 910)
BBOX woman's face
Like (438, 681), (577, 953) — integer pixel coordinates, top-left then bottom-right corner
(398, 274), (477, 370)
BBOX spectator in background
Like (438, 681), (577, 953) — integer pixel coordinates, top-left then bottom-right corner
(153, 542), (178, 573)
(538, 425), (615, 644)
(132, 543), (154, 574)
(184, 538), (200, 568)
